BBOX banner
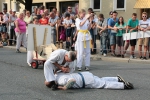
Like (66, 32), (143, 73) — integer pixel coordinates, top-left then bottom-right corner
(123, 31), (150, 40)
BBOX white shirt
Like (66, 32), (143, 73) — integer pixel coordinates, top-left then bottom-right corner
(139, 19), (150, 28)
(75, 17), (91, 41)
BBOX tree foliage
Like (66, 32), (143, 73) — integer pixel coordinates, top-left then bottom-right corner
(16, 0), (33, 12)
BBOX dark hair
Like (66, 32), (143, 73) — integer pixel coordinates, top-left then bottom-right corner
(65, 13), (70, 18)
(113, 11), (118, 14)
(117, 16), (124, 25)
(88, 8), (93, 11)
(109, 11), (113, 15)
(99, 14), (104, 18)
(33, 16), (38, 21)
(53, 7), (57, 11)
(132, 13), (137, 16)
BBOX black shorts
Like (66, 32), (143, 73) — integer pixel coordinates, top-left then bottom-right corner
(66, 28), (71, 37)
(116, 36), (124, 46)
(130, 39), (136, 46)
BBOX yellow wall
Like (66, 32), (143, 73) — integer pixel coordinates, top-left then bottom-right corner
(79, 0), (140, 22)
(0, 0), (141, 22)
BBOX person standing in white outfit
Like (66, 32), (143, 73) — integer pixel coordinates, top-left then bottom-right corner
(15, 12), (27, 53)
(75, 9), (92, 71)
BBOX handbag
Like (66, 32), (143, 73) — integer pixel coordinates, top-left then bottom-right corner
(59, 27), (66, 41)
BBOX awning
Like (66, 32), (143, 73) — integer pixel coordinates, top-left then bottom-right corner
(134, 0), (150, 9)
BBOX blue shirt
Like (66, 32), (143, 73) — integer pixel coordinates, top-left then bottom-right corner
(108, 18), (119, 27)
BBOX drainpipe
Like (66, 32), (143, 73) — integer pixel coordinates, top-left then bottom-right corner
(13, 0), (17, 11)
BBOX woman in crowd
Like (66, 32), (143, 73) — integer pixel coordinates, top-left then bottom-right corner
(75, 9), (92, 71)
(9, 10), (17, 45)
(40, 6), (45, 14)
(36, 8), (42, 20)
(15, 12), (27, 53)
(24, 11), (33, 26)
(39, 13), (48, 25)
(114, 16), (126, 58)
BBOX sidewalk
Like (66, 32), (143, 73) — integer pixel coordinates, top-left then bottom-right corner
(3, 44), (150, 64)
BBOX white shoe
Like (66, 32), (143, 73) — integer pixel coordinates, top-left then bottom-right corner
(85, 67), (89, 71)
(103, 53), (107, 57)
(78, 68), (81, 71)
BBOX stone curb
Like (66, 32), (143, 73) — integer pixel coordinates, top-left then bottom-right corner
(3, 46), (150, 64)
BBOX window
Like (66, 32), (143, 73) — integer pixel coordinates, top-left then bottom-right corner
(114, 0), (126, 10)
(2, 3), (8, 11)
(90, 0), (101, 11)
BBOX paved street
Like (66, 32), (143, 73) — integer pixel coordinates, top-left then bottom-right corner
(0, 48), (150, 100)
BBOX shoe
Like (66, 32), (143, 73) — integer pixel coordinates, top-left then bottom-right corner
(121, 55), (124, 58)
(103, 53), (107, 57)
(117, 75), (126, 83)
(143, 57), (147, 60)
(130, 55), (136, 59)
(124, 82), (134, 89)
(63, 79), (76, 90)
(111, 53), (116, 57)
(133, 55), (136, 59)
(116, 54), (121, 57)
(78, 68), (81, 71)
(124, 53), (127, 57)
(16, 49), (21, 53)
(51, 84), (58, 91)
(140, 56), (143, 60)
(85, 67), (89, 71)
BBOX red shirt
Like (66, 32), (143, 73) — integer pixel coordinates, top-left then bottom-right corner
(39, 18), (48, 25)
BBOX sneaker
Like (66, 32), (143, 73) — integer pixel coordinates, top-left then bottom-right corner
(85, 67), (89, 71)
(63, 79), (76, 90)
(16, 49), (21, 53)
(143, 57), (147, 60)
(116, 54), (121, 57)
(111, 53), (116, 57)
(140, 56), (143, 60)
(121, 55), (124, 58)
(117, 75), (126, 83)
(103, 53), (107, 57)
(133, 55), (136, 59)
(130, 55), (136, 59)
(78, 68), (81, 71)
(124, 82), (134, 89)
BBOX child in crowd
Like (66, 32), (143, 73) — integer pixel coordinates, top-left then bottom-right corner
(75, 9), (92, 71)
(63, 13), (72, 50)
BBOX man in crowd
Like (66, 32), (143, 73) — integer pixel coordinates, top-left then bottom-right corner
(48, 12), (58, 45)
(138, 12), (150, 60)
(97, 14), (108, 56)
(107, 11), (113, 52)
(108, 11), (118, 56)
(44, 49), (76, 89)
(127, 13), (139, 59)
(63, 6), (76, 20)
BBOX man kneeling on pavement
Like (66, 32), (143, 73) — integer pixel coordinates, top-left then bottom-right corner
(44, 49), (76, 89)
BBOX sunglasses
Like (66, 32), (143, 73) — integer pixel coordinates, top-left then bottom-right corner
(68, 8), (72, 9)
(142, 16), (147, 18)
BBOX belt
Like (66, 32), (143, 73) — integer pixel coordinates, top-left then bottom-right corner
(79, 30), (91, 48)
(78, 73), (85, 88)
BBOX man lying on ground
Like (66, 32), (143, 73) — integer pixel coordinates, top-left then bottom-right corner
(55, 71), (134, 90)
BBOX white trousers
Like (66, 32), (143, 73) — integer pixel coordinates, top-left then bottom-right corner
(76, 40), (90, 68)
(27, 51), (34, 66)
(90, 76), (124, 89)
(16, 32), (27, 49)
(44, 61), (56, 82)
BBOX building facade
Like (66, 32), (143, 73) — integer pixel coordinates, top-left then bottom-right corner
(0, 0), (150, 21)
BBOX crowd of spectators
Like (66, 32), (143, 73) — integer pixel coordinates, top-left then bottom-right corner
(0, 5), (150, 60)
